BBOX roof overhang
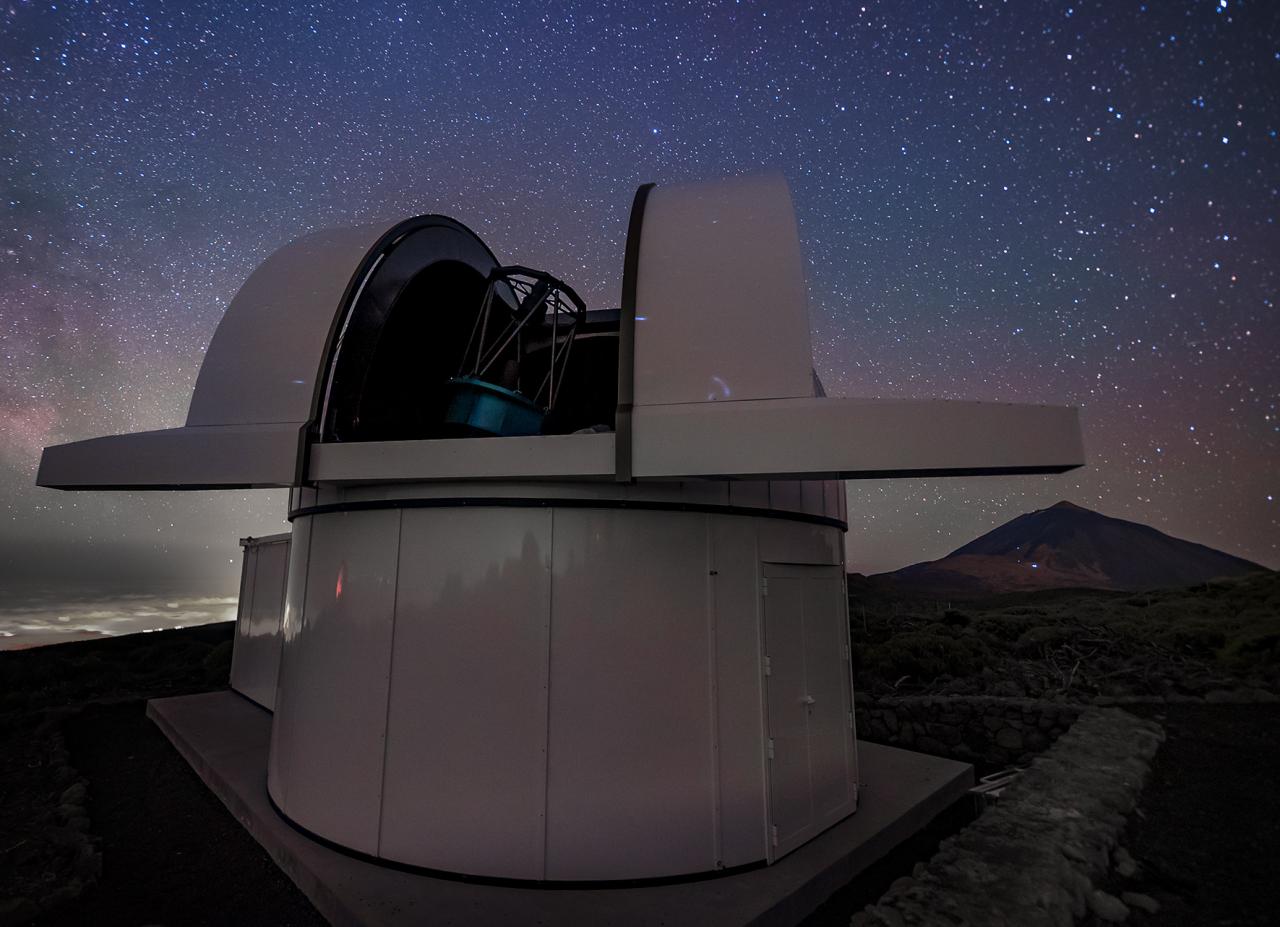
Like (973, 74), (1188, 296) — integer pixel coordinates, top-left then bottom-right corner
(37, 424), (306, 490)
(37, 174), (1086, 492)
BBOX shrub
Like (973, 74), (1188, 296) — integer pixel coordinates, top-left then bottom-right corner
(1015, 625), (1076, 655)
(972, 613), (1039, 642)
(863, 631), (991, 682)
(1155, 621), (1227, 656)
(1217, 621), (1280, 670)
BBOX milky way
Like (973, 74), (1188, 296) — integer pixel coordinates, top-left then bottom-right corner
(1, 0), (1276, 596)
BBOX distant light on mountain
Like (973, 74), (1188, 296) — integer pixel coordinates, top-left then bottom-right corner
(872, 501), (1269, 597)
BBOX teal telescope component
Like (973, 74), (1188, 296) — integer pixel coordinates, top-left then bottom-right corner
(444, 266), (586, 438)
(443, 376), (545, 437)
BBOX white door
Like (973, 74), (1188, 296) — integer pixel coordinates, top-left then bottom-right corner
(763, 562), (856, 858)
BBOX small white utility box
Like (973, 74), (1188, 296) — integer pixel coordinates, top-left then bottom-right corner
(229, 533), (289, 711)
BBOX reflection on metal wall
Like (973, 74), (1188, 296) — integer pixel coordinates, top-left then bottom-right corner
(264, 499), (853, 881)
(268, 509), (400, 855)
(379, 507), (553, 878)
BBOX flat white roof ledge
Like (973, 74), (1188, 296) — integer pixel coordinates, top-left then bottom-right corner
(36, 423), (306, 490)
(630, 397), (1084, 480)
(306, 432), (617, 484)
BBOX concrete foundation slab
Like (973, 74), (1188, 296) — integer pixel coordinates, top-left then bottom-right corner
(147, 690), (972, 927)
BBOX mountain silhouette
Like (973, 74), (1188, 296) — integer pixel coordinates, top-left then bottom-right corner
(874, 501), (1268, 595)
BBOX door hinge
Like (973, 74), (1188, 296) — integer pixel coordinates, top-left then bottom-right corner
(760, 577), (769, 597)
(848, 711), (855, 730)
(842, 643), (850, 661)
(767, 738), (775, 760)
(771, 824), (779, 848)
(763, 655), (773, 677)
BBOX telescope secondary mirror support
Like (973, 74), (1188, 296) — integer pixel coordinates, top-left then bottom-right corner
(444, 265), (589, 438)
(38, 173), (1084, 882)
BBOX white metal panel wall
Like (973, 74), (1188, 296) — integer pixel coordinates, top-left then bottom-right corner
(267, 509), (399, 855)
(265, 498), (851, 880)
(800, 480), (825, 519)
(769, 480), (803, 514)
(710, 518), (770, 867)
(821, 480), (841, 522)
(545, 509), (716, 881)
(232, 544), (258, 660)
(632, 174), (816, 407)
(230, 537), (289, 710)
(378, 508), (553, 879)
(728, 480), (771, 510)
(267, 517), (312, 806)
(675, 479), (730, 506)
(758, 518), (844, 566)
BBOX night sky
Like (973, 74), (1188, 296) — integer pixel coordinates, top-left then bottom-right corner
(1, 0), (1277, 603)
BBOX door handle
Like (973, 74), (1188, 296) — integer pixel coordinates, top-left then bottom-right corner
(801, 695), (816, 705)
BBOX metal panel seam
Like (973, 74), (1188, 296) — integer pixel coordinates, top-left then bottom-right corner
(757, 539), (775, 864)
(266, 535), (290, 709)
(374, 509), (405, 858)
(799, 576), (816, 835)
(705, 516), (722, 867)
(843, 571), (860, 805)
(270, 514), (312, 812)
(230, 547), (258, 695)
(540, 508), (556, 880)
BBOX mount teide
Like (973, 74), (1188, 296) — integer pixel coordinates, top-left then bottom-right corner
(871, 501), (1268, 596)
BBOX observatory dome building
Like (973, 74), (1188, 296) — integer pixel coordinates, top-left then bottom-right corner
(39, 174), (1083, 882)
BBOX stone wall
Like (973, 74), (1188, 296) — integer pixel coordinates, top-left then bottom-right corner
(851, 708), (1165, 927)
(856, 695), (1084, 769)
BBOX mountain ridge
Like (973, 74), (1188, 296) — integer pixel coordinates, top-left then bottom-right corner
(872, 501), (1268, 596)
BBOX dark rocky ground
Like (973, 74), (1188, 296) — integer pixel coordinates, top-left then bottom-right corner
(0, 623), (323, 927)
(2, 592), (1278, 926)
(1092, 702), (1280, 926)
(26, 699), (325, 927)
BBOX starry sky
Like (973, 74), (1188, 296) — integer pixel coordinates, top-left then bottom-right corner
(1, 0), (1277, 602)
